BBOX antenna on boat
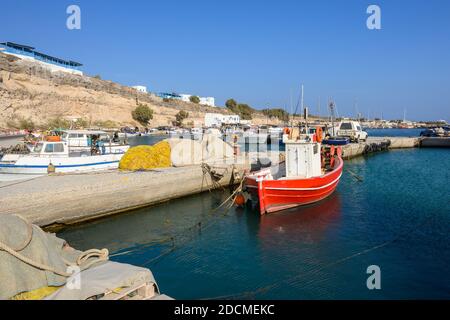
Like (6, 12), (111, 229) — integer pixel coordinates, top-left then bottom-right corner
(301, 84), (304, 119)
(329, 100), (336, 137)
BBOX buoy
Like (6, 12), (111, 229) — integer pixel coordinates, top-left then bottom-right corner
(234, 193), (246, 207)
(47, 162), (55, 174)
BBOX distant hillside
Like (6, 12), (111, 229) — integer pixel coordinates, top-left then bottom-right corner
(0, 52), (284, 129)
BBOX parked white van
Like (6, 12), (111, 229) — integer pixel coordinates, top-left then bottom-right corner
(337, 121), (368, 142)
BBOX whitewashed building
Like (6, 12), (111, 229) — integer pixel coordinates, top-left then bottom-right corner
(204, 113), (240, 127)
(132, 85), (148, 93)
(180, 94), (215, 107)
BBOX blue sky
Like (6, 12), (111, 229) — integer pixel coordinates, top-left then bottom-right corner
(1, 0), (449, 121)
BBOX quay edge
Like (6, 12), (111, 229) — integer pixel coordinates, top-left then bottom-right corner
(0, 160), (250, 229)
(341, 137), (420, 160)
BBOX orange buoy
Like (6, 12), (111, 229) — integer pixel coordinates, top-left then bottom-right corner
(315, 126), (323, 143)
(234, 193), (246, 207)
(46, 136), (61, 142)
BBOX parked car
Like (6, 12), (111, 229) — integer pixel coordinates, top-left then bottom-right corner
(337, 120), (368, 142)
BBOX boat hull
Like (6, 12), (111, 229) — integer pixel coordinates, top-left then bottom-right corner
(245, 157), (343, 214)
(0, 154), (124, 175)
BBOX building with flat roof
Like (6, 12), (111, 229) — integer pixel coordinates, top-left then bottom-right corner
(132, 85), (147, 93)
(204, 113), (240, 127)
(180, 94), (215, 107)
(0, 42), (83, 75)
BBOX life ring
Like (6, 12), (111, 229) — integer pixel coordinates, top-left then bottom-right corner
(315, 126), (323, 143)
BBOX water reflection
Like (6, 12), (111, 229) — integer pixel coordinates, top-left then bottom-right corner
(257, 192), (342, 245)
(59, 191), (231, 254)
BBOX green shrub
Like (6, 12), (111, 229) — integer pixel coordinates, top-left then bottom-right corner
(45, 117), (71, 130)
(189, 96), (200, 104)
(262, 108), (290, 122)
(132, 103), (154, 126)
(175, 110), (189, 126)
(225, 99), (254, 120)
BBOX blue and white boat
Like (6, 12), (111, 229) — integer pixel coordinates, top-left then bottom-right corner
(0, 140), (128, 175)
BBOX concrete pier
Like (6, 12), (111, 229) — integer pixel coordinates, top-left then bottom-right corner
(341, 137), (420, 159)
(0, 161), (249, 229)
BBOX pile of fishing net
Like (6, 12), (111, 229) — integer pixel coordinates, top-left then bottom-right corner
(118, 141), (172, 171)
(118, 135), (235, 171)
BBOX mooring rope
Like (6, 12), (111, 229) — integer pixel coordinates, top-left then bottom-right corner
(0, 175), (45, 189)
(140, 177), (246, 267)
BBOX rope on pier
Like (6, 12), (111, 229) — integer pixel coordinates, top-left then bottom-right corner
(0, 175), (44, 189)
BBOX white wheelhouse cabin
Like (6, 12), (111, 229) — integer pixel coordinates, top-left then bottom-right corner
(60, 130), (129, 154)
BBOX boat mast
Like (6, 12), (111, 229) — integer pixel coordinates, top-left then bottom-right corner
(329, 100), (336, 137)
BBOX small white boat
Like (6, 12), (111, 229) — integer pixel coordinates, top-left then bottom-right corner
(0, 140), (128, 175)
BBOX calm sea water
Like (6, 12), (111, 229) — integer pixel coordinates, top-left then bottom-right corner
(58, 147), (450, 299)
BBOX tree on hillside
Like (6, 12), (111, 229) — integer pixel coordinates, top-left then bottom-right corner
(189, 96), (200, 104)
(225, 99), (237, 110)
(132, 103), (154, 126)
(18, 118), (35, 131)
(237, 103), (254, 120)
(175, 110), (189, 126)
(225, 99), (254, 120)
(262, 108), (290, 122)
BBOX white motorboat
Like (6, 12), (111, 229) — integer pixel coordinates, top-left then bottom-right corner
(0, 140), (128, 175)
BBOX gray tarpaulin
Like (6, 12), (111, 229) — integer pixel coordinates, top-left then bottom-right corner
(0, 215), (103, 299)
(45, 261), (156, 300)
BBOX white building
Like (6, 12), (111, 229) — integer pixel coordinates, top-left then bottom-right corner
(199, 97), (215, 106)
(204, 113), (240, 127)
(132, 85), (148, 93)
(180, 94), (215, 107)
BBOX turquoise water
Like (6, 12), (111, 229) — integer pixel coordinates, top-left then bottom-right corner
(58, 147), (450, 299)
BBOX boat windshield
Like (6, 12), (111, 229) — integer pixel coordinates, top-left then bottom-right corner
(33, 143), (44, 153)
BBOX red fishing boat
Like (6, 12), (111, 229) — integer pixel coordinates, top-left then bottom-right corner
(245, 131), (344, 215)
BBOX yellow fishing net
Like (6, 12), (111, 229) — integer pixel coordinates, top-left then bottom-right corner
(11, 286), (60, 300)
(119, 141), (171, 171)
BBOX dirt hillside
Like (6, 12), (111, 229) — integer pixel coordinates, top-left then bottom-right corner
(0, 52), (281, 129)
